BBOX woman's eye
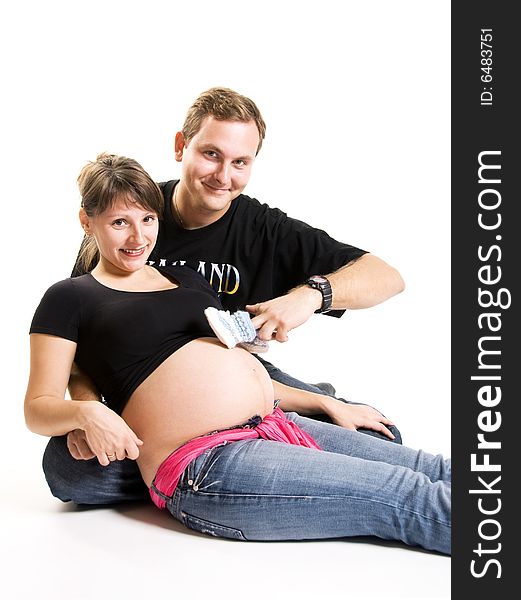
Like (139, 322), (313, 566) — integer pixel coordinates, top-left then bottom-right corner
(144, 215), (156, 223)
(112, 219), (126, 227)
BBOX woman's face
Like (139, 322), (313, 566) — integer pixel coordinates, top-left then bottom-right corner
(82, 196), (159, 274)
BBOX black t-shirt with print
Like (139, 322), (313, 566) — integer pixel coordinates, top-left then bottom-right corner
(147, 181), (367, 316)
(72, 180), (367, 315)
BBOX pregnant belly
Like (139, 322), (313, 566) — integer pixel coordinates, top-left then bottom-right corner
(122, 337), (274, 485)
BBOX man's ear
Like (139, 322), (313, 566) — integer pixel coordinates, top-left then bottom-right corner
(174, 131), (187, 163)
(79, 208), (91, 235)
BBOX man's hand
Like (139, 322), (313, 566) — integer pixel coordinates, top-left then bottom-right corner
(67, 429), (96, 460)
(246, 286), (322, 342)
(246, 255), (404, 342)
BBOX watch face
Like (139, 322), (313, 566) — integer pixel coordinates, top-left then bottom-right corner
(310, 276), (326, 284)
(307, 276), (332, 313)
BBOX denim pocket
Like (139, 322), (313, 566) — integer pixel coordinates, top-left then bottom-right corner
(180, 511), (246, 540)
(185, 441), (229, 492)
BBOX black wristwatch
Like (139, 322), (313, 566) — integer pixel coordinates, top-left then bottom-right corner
(305, 275), (333, 314)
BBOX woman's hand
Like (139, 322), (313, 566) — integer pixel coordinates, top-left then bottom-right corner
(77, 402), (143, 466)
(324, 400), (396, 440)
(25, 335), (143, 464)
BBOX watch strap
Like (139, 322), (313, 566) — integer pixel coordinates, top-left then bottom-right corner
(306, 276), (333, 314)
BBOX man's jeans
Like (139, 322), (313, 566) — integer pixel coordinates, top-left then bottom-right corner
(164, 413), (451, 554)
(42, 363), (402, 506)
(43, 435), (149, 504)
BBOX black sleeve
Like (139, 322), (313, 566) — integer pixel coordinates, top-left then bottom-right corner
(30, 279), (81, 342)
(267, 212), (367, 318)
(272, 214), (367, 294)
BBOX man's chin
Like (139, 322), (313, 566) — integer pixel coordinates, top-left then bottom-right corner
(202, 184), (231, 198)
(200, 190), (233, 206)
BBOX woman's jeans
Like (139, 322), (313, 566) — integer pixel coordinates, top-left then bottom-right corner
(166, 413), (451, 555)
(42, 366), (402, 506)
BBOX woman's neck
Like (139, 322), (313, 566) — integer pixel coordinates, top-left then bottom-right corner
(91, 263), (176, 292)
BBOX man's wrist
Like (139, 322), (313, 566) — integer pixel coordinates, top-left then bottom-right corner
(300, 285), (323, 312)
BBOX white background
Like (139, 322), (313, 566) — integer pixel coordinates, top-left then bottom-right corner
(1, 1), (450, 598)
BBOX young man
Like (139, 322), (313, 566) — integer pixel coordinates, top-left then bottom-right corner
(43, 87), (405, 505)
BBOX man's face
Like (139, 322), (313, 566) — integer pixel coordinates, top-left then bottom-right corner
(175, 116), (260, 221)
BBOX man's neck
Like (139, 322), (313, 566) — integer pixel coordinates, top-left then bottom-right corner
(173, 181), (234, 230)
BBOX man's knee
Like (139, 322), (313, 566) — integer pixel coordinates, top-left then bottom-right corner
(42, 436), (76, 502)
(42, 436), (147, 505)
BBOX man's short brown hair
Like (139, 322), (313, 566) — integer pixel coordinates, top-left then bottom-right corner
(182, 87), (266, 154)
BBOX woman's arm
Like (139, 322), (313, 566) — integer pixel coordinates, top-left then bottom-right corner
(272, 380), (396, 440)
(24, 334), (143, 465)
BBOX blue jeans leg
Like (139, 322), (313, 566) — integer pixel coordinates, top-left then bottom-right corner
(169, 414), (450, 554)
(42, 436), (147, 505)
(257, 357), (403, 444)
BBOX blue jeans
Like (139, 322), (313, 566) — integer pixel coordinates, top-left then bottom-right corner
(42, 435), (149, 504)
(42, 366), (401, 505)
(168, 413), (451, 554)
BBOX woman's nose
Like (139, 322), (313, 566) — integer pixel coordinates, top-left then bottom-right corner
(129, 225), (145, 243)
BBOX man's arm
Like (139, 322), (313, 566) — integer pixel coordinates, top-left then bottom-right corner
(68, 362), (102, 401)
(323, 253), (405, 309)
(248, 253), (405, 341)
(66, 363), (106, 460)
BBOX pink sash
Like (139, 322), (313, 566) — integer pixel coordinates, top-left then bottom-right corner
(150, 408), (320, 509)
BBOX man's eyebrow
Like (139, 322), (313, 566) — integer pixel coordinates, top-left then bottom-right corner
(200, 143), (254, 161)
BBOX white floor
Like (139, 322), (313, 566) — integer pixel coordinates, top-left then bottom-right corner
(3, 448), (450, 600)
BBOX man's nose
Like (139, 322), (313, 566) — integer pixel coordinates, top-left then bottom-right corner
(214, 162), (230, 186)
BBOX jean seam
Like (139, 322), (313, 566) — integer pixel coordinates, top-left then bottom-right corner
(186, 492), (450, 526)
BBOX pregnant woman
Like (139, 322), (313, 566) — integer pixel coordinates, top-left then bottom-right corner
(25, 153), (451, 554)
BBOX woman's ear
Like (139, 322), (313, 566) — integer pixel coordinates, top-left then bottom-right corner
(79, 208), (91, 235)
